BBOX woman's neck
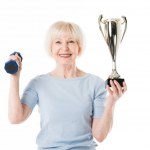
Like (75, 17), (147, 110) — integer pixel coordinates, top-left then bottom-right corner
(50, 64), (86, 79)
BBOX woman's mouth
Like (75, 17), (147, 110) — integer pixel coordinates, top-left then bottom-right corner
(59, 54), (72, 58)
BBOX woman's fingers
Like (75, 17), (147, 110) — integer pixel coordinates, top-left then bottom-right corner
(122, 81), (127, 94)
(106, 85), (113, 95)
(113, 80), (123, 96)
(8, 53), (22, 73)
(108, 80), (127, 96)
(9, 53), (21, 65)
(110, 80), (118, 95)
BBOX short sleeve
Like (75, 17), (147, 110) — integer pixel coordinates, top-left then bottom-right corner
(92, 79), (107, 118)
(21, 79), (38, 110)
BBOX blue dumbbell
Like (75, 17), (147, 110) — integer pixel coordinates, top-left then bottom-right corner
(4, 52), (23, 74)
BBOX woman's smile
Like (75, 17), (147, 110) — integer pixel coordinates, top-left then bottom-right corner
(58, 54), (72, 58)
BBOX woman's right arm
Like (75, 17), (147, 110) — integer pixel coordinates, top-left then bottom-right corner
(8, 54), (32, 124)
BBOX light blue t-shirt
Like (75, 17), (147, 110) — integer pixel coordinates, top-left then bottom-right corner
(21, 73), (107, 150)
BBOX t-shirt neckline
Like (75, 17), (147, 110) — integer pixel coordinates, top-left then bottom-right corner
(45, 73), (91, 81)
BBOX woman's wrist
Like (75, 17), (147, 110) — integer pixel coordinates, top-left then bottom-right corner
(10, 74), (20, 84)
(105, 96), (116, 108)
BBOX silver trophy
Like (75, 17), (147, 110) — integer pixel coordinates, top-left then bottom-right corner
(98, 15), (127, 87)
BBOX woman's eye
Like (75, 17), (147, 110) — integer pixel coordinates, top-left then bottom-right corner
(68, 40), (75, 43)
(56, 41), (61, 44)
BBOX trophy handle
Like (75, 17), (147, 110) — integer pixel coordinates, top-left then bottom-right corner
(98, 15), (106, 42)
(121, 16), (127, 42)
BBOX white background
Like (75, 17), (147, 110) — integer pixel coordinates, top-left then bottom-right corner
(0, 0), (150, 149)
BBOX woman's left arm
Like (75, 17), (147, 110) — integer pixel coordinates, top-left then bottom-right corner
(92, 80), (127, 142)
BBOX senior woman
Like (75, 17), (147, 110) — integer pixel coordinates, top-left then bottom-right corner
(8, 21), (127, 150)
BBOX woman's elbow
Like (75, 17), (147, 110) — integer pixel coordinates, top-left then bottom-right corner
(8, 114), (24, 124)
(94, 134), (106, 143)
(8, 105), (31, 124)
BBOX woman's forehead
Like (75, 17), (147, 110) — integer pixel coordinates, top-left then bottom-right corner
(54, 33), (77, 40)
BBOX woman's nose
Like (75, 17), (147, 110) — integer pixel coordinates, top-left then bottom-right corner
(61, 42), (69, 51)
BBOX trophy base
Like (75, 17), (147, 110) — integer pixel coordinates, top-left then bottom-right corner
(106, 78), (125, 87)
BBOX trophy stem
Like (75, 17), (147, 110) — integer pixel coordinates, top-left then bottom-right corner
(112, 60), (116, 70)
(107, 59), (124, 87)
(109, 60), (120, 79)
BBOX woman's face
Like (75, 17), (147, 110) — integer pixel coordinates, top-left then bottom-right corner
(51, 35), (80, 65)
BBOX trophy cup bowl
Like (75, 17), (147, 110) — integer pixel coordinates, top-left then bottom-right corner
(98, 15), (127, 87)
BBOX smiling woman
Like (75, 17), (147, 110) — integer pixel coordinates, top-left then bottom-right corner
(8, 21), (127, 150)
(45, 21), (86, 78)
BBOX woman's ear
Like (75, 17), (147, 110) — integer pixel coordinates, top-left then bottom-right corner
(78, 47), (82, 57)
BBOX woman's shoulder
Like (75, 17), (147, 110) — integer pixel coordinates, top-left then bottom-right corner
(28, 74), (49, 83)
(78, 69), (104, 81)
(87, 73), (105, 82)
(87, 74), (106, 91)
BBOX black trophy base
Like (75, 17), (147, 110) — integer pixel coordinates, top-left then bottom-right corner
(106, 78), (125, 87)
